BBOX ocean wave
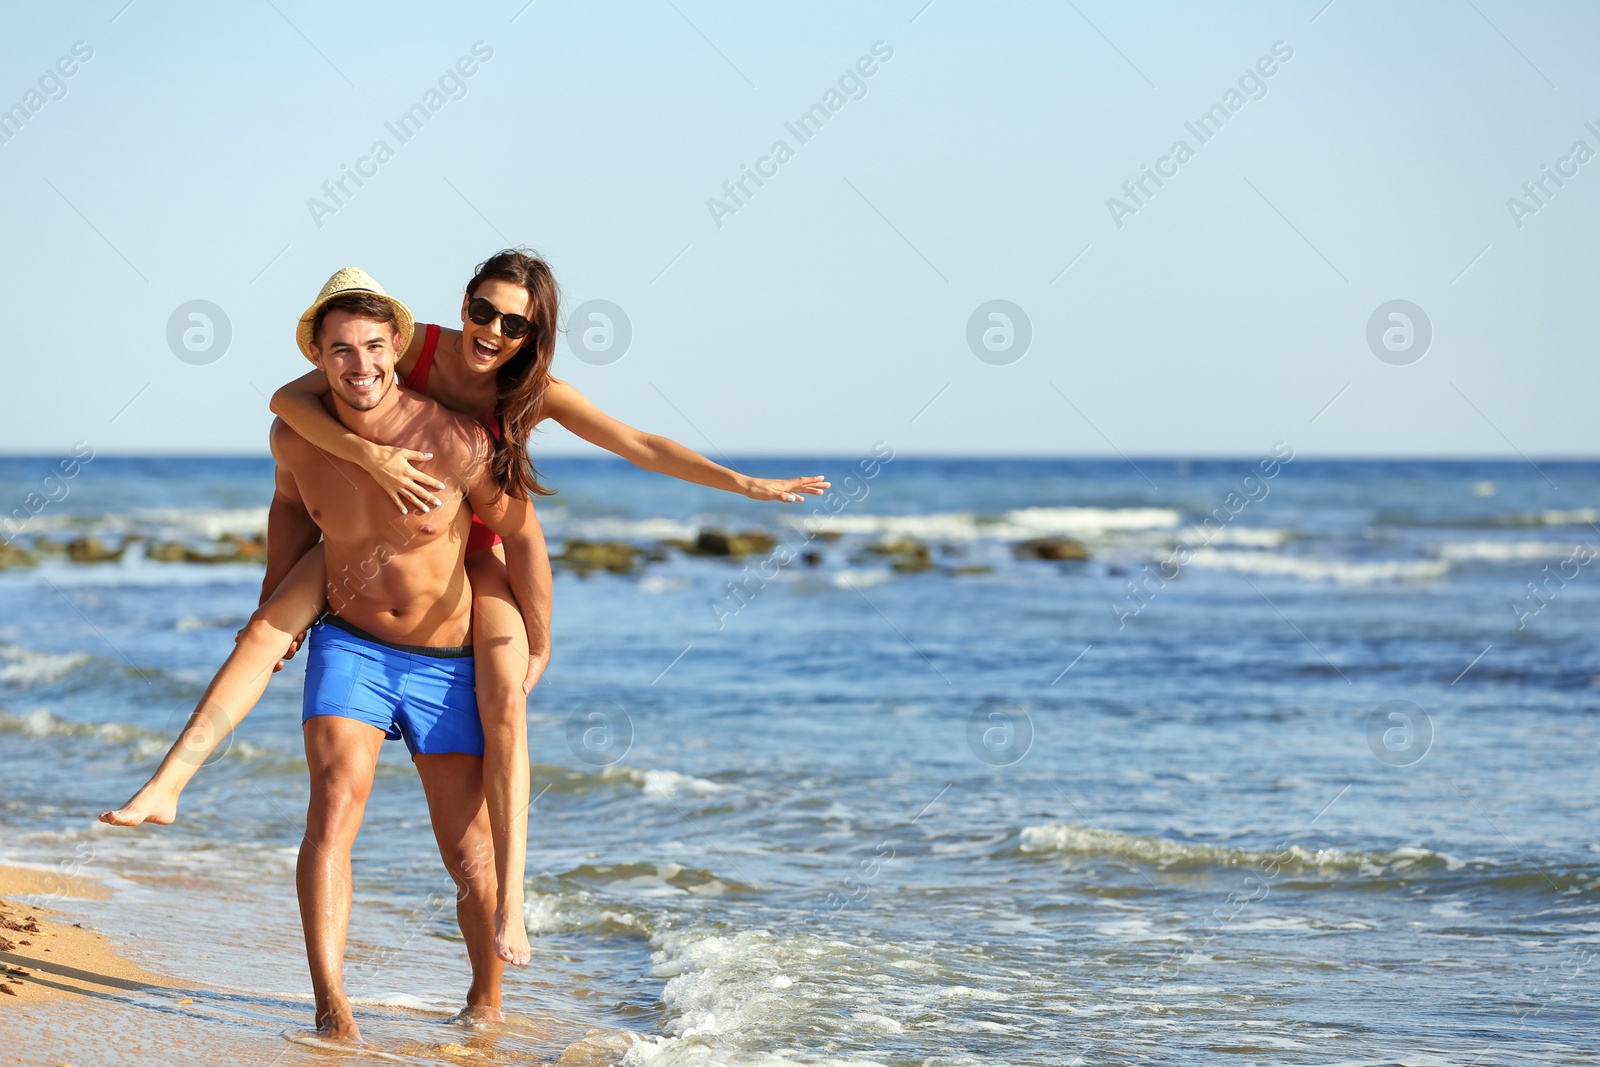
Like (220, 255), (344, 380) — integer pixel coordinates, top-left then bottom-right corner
(0, 706), (155, 745)
(557, 516), (700, 542)
(1017, 821), (1600, 894)
(526, 762), (730, 802)
(16, 506), (269, 541)
(789, 506), (1182, 543)
(0, 706), (271, 762)
(1177, 526), (1295, 548)
(624, 924), (994, 1066)
(603, 765), (726, 799)
(1003, 506), (1184, 534)
(1520, 508), (1600, 527)
(0, 644), (92, 687)
(1432, 540), (1594, 562)
(174, 614), (247, 632)
(1017, 820), (1452, 871)
(627, 929), (885, 1067)
(829, 568), (893, 589)
(1183, 548), (1450, 584)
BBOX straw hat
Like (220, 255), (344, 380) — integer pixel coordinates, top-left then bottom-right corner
(295, 267), (415, 362)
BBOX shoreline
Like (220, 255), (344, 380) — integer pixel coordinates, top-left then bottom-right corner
(0, 863), (175, 1003)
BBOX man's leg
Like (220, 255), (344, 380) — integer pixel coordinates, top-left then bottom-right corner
(102, 544), (328, 826)
(413, 752), (505, 1021)
(465, 546), (535, 967)
(299, 715), (385, 1041)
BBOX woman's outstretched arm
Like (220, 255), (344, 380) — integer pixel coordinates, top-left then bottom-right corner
(544, 379), (830, 502)
(269, 369), (445, 514)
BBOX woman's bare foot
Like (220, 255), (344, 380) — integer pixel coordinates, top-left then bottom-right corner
(100, 782), (180, 827)
(493, 902), (531, 966)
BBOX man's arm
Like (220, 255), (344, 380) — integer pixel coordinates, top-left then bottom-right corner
(461, 430), (553, 692)
(262, 420), (322, 605)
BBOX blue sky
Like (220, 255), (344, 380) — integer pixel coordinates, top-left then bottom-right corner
(1, 0), (1595, 458)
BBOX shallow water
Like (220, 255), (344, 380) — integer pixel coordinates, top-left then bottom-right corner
(0, 455), (1595, 1064)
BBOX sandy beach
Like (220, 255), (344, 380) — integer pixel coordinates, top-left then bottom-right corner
(0, 863), (173, 1004)
(0, 860), (636, 1064)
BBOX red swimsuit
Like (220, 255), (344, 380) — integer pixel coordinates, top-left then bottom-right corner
(402, 324), (502, 554)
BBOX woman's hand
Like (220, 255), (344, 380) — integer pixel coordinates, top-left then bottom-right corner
(363, 444), (447, 514)
(743, 475), (830, 503)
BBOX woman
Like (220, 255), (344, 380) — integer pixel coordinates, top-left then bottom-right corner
(267, 249), (828, 967)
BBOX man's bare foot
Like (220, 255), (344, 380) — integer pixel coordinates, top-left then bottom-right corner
(454, 1004), (505, 1026)
(100, 782), (180, 827)
(493, 902), (531, 966)
(315, 999), (363, 1043)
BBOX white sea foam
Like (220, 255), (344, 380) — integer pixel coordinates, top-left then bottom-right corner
(24, 506), (269, 541)
(1433, 540), (1593, 562)
(624, 928), (888, 1067)
(174, 614), (245, 632)
(829, 569), (892, 589)
(1177, 526), (1295, 548)
(790, 506), (1181, 543)
(1018, 820), (1459, 874)
(1183, 548), (1450, 584)
(0, 708), (146, 743)
(0, 645), (92, 686)
(1535, 508), (1600, 526)
(637, 575), (690, 595)
(603, 765), (725, 799)
(1003, 506), (1183, 534)
(561, 516), (701, 541)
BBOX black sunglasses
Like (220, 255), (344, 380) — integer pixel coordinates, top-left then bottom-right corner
(466, 296), (533, 340)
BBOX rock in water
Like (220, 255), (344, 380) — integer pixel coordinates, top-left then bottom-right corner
(559, 540), (638, 574)
(1014, 537), (1089, 561)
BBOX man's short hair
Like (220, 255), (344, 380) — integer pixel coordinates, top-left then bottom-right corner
(312, 292), (400, 347)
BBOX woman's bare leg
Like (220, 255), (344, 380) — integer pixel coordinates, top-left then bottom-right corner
(101, 544), (328, 827)
(466, 545), (535, 966)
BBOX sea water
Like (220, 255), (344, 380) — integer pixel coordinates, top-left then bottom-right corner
(0, 455), (1594, 1065)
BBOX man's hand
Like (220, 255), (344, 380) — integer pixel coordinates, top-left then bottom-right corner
(523, 650), (550, 695)
(241, 625), (306, 673)
(743, 475), (830, 503)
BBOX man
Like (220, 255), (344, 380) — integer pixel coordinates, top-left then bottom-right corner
(273, 273), (552, 1039)
(104, 269), (551, 1040)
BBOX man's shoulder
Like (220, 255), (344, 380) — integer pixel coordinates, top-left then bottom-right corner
(268, 415), (309, 458)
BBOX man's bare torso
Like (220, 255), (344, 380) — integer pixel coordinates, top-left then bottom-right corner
(272, 388), (489, 647)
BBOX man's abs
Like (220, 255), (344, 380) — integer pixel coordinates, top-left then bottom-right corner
(322, 545), (473, 648)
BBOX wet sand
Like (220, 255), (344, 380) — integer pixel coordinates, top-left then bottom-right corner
(0, 863), (637, 1064)
(0, 863), (174, 1003)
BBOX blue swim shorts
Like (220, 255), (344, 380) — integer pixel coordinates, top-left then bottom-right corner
(301, 615), (482, 758)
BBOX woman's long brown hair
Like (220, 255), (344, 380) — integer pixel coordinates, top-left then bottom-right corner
(469, 249), (560, 500)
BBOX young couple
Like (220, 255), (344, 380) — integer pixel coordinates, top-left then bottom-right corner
(102, 251), (826, 1040)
